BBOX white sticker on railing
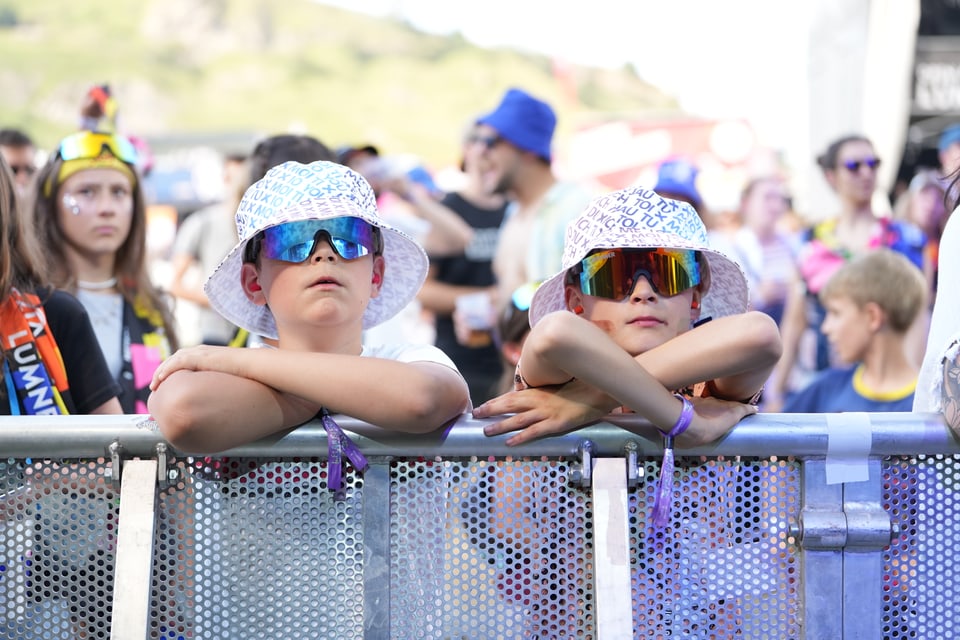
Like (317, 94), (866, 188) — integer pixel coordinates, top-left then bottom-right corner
(825, 413), (872, 484)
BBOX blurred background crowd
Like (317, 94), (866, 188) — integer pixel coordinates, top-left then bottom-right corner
(3, 0), (960, 411)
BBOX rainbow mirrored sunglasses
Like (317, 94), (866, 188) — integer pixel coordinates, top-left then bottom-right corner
(571, 247), (701, 300)
(244, 217), (383, 264)
(56, 131), (138, 164)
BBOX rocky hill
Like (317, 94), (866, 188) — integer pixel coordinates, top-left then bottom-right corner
(0, 0), (679, 165)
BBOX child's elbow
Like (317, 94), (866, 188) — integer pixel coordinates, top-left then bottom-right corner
(149, 395), (196, 450)
(148, 376), (214, 452)
(744, 311), (783, 365)
(526, 311), (580, 359)
(400, 372), (470, 433)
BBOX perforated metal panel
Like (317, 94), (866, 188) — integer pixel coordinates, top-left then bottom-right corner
(630, 456), (801, 639)
(179, 457), (365, 639)
(882, 454), (960, 640)
(150, 457), (198, 640)
(4, 450), (960, 638)
(1, 458), (117, 639)
(391, 458), (595, 639)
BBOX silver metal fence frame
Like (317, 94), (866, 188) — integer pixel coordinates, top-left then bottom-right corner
(1, 411), (956, 639)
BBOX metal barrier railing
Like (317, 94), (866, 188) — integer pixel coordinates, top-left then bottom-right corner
(0, 412), (956, 639)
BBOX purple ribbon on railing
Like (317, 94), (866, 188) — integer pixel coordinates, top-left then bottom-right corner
(651, 437), (676, 527)
(651, 394), (694, 527)
(320, 408), (369, 499)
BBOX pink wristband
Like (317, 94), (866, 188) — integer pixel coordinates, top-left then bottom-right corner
(666, 394), (693, 438)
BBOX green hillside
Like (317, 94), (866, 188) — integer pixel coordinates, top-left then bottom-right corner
(0, 0), (679, 165)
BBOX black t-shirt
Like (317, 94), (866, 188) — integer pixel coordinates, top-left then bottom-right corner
(0, 289), (121, 415)
(431, 192), (507, 380)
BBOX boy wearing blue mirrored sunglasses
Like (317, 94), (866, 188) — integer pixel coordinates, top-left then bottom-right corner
(149, 161), (470, 453)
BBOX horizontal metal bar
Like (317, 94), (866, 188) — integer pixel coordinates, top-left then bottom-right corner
(0, 412), (953, 459)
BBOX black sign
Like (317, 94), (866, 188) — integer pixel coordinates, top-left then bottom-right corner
(914, 36), (960, 115)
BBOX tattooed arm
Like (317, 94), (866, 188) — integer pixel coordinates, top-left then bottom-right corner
(942, 343), (960, 436)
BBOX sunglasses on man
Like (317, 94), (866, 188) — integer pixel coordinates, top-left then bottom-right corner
(467, 134), (503, 150)
(840, 157), (881, 173)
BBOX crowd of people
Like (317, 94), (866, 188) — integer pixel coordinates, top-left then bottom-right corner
(3, 82), (960, 636)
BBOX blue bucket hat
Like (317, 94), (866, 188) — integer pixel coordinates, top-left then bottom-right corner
(939, 124), (960, 153)
(654, 158), (702, 210)
(476, 88), (555, 162)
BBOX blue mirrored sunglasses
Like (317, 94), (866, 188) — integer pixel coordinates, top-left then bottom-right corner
(841, 157), (881, 172)
(245, 218), (382, 264)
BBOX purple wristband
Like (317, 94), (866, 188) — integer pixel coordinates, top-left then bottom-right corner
(666, 394), (693, 438)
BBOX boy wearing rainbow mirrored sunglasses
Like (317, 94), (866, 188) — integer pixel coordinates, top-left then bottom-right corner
(475, 187), (782, 447)
(471, 187), (782, 635)
(148, 161), (470, 453)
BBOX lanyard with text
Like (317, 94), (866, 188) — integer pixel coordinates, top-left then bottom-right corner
(0, 289), (69, 415)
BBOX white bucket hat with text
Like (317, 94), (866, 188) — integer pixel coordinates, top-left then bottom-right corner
(528, 187), (749, 326)
(204, 160), (429, 338)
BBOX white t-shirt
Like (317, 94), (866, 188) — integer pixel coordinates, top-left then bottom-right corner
(361, 341), (459, 371)
(257, 341), (465, 394)
(364, 341), (470, 411)
(914, 208), (960, 412)
(75, 290), (124, 380)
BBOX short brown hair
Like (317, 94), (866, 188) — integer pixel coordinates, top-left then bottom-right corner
(819, 249), (926, 333)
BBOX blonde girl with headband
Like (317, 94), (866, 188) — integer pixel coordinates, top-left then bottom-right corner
(30, 130), (178, 414)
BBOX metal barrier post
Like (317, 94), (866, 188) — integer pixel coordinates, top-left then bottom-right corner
(363, 459), (392, 640)
(799, 459), (844, 639)
(842, 458), (888, 640)
(798, 457), (891, 639)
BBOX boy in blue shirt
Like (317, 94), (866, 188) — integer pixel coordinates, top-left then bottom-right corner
(784, 248), (927, 413)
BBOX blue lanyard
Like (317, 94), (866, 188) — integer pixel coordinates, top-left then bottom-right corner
(3, 359), (21, 415)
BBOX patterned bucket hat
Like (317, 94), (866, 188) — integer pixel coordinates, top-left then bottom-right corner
(204, 160), (429, 338)
(528, 187), (749, 326)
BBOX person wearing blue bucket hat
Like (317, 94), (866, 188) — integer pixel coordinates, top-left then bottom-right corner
(472, 87), (593, 316)
(476, 88), (556, 162)
(149, 160), (470, 454)
(939, 123), (960, 181)
(654, 157), (705, 216)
